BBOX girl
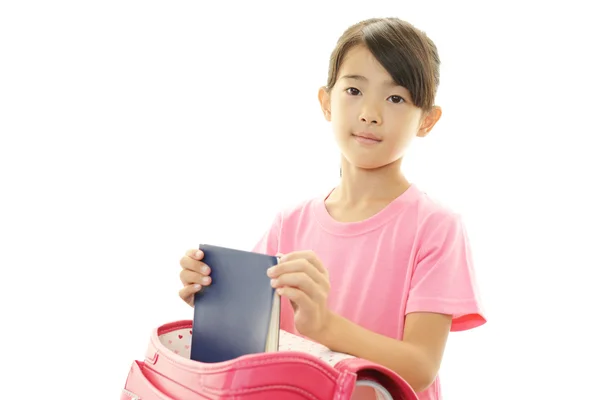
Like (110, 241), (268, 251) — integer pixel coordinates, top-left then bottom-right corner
(178, 17), (486, 400)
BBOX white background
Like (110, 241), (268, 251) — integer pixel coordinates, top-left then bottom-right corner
(1, 1), (599, 399)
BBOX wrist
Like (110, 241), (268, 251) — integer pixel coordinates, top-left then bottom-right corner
(313, 310), (344, 351)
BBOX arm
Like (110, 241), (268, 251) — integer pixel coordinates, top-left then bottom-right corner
(317, 311), (452, 393)
(314, 213), (484, 392)
(272, 214), (485, 392)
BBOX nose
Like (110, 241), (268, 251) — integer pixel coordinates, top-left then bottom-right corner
(359, 102), (382, 125)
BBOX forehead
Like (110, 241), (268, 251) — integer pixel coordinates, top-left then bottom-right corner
(338, 45), (393, 81)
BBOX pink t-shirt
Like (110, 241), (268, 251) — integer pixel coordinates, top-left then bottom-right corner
(253, 184), (486, 400)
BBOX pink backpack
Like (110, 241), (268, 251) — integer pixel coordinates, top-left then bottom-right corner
(121, 320), (418, 399)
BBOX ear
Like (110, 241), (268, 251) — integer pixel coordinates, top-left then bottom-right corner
(417, 106), (442, 138)
(318, 86), (332, 122)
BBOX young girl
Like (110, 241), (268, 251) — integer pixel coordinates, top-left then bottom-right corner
(178, 17), (485, 400)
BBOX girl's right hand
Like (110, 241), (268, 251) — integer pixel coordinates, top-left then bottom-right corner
(179, 249), (212, 307)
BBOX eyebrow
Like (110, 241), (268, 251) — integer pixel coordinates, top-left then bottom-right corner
(339, 74), (399, 87)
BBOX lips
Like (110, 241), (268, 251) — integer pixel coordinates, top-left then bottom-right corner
(352, 132), (381, 142)
(352, 132), (382, 145)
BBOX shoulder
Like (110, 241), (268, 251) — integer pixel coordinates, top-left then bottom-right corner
(411, 188), (466, 236)
(401, 189), (477, 276)
(252, 196), (318, 255)
(273, 196), (321, 225)
(395, 187), (472, 263)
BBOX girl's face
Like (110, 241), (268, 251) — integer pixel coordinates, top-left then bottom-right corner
(319, 45), (441, 171)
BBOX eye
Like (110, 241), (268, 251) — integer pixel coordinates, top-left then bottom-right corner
(388, 95), (405, 104)
(345, 87), (361, 96)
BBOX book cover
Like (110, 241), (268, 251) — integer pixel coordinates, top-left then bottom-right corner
(190, 244), (280, 363)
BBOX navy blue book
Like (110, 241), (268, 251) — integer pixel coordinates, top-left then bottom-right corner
(190, 244), (280, 363)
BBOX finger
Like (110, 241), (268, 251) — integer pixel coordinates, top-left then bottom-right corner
(270, 259), (328, 289)
(272, 272), (324, 301)
(185, 249), (204, 260)
(276, 286), (314, 311)
(179, 284), (203, 307)
(180, 256), (211, 275)
(281, 251), (327, 275)
(180, 269), (212, 286)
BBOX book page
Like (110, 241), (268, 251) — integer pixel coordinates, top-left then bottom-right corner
(278, 329), (355, 367)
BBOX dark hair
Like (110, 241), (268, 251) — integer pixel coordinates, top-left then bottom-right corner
(326, 17), (440, 112)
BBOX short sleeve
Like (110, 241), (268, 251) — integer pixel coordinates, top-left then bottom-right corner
(406, 212), (486, 332)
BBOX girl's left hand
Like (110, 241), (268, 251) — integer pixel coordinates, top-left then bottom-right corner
(267, 250), (333, 340)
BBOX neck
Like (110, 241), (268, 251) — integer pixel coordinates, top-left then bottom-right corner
(330, 157), (410, 205)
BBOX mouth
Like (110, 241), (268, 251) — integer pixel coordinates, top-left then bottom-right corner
(352, 132), (382, 145)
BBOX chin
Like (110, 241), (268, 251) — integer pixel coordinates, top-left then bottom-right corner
(344, 157), (390, 171)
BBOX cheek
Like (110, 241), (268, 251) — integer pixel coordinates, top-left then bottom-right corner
(331, 96), (347, 116)
(386, 108), (421, 132)
(331, 97), (357, 126)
